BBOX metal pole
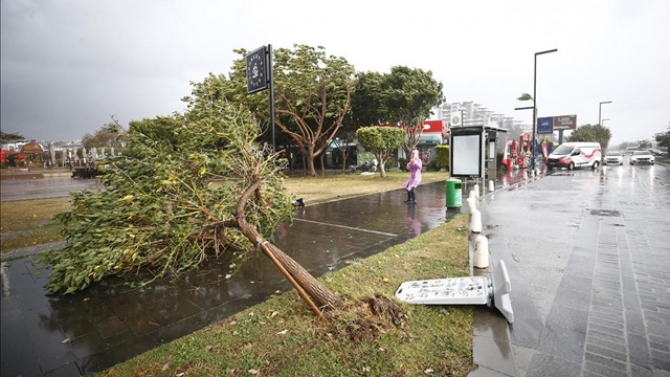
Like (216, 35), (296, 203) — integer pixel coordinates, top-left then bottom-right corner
(268, 44), (276, 153)
(532, 54), (538, 171)
(598, 101), (611, 127)
(598, 102), (603, 126)
(532, 49), (558, 171)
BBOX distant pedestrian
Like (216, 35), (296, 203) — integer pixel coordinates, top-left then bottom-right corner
(404, 150), (422, 204)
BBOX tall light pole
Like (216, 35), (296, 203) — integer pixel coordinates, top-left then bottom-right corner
(599, 101), (612, 127)
(532, 49), (558, 171)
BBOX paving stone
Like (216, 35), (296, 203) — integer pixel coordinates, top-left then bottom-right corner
(585, 343), (628, 363)
(525, 353), (581, 377)
(583, 360), (628, 377)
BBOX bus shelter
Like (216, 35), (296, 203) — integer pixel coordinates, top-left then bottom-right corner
(449, 125), (508, 180)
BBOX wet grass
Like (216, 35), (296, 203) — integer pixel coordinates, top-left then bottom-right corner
(0, 197), (70, 253)
(99, 215), (473, 377)
(284, 171), (448, 205)
(0, 171), (448, 253)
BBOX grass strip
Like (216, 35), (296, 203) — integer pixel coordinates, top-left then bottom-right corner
(98, 215), (472, 377)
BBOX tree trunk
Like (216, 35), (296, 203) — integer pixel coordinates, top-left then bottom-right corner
(378, 160), (387, 177)
(237, 221), (342, 309)
(319, 153), (325, 175)
(305, 145), (317, 176)
(267, 242), (342, 308)
(340, 148), (349, 172)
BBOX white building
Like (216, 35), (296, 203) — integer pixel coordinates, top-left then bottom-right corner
(436, 101), (530, 131)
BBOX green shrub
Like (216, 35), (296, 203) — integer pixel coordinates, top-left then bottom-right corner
(435, 145), (450, 171)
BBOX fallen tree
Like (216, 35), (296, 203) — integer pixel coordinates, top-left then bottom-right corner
(36, 103), (341, 313)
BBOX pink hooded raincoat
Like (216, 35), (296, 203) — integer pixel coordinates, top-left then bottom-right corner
(404, 150), (423, 191)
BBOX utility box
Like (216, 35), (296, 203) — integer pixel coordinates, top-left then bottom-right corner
(446, 178), (462, 208)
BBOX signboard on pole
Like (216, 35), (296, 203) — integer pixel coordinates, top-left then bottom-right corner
(537, 117), (554, 134)
(246, 46), (269, 94)
(553, 115), (577, 131)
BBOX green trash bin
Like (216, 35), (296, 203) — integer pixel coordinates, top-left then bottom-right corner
(446, 178), (462, 208)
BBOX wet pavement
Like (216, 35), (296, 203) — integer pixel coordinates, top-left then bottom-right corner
(2, 172), (520, 377)
(4, 162), (668, 377)
(477, 161), (670, 376)
(1, 175), (101, 202)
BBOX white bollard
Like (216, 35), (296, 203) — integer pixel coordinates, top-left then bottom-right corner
(469, 190), (477, 200)
(466, 196), (477, 213)
(488, 180), (495, 192)
(470, 209), (482, 233)
(473, 234), (489, 269)
(474, 184), (480, 198)
(523, 171), (528, 180)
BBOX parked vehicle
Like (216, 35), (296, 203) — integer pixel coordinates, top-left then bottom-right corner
(546, 142), (602, 170)
(630, 150), (655, 165)
(604, 151), (624, 165)
(649, 149), (668, 156)
(625, 146), (639, 155)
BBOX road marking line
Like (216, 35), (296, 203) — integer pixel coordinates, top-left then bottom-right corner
(294, 218), (398, 237)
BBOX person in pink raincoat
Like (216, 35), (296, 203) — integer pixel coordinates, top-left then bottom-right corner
(404, 150), (422, 203)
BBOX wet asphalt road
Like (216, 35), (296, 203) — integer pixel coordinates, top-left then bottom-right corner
(477, 161), (670, 376)
(0, 176), (102, 202)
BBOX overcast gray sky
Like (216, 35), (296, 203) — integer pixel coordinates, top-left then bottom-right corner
(2, 0), (669, 146)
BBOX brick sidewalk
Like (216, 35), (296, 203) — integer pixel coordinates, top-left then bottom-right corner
(479, 165), (670, 377)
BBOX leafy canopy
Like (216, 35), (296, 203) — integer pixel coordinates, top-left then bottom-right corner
(184, 44), (355, 176)
(655, 124), (670, 149)
(0, 131), (25, 143)
(355, 126), (405, 177)
(36, 103), (294, 294)
(566, 124), (612, 151)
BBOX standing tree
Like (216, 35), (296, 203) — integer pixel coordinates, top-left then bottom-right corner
(566, 124), (612, 151)
(37, 102), (343, 313)
(638, 139), (652, 149)
(355, 126), (406, 177)
(0, 131), (25, 144)
(655, 123), (670, 149)
(379, 66), (444, 157)
(185, 44), (355, 177)
(82, 116), (127, 151)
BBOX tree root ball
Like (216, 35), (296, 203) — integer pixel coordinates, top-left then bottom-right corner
(319, 294), (408, 343)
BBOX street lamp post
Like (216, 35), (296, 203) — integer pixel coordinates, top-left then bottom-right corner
(599, 101), (612, 127)
(532, 49), (558, 171)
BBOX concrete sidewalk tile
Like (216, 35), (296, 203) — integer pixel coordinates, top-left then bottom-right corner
(525, 353), (580, 377)
(630, 364), (654, 377)
(628, 333), (653, 370)
(472, 335), (516, 377)
(585, 343), (627, 363)
(545, 304), (588, 333)
(583, 360), (628, 377)
(537, 324), (585, 364)
(651, 349), (670, 371)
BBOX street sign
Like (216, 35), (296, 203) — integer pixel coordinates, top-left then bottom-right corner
(246, 46), (269, 94)
(553, 114), (577, 130)
(537, 117), (554, 134)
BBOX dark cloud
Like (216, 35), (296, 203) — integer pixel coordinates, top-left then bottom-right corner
(2, 0), (669, 145)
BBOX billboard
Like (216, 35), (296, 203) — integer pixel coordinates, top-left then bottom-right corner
(553, 115), (577, 130)
(537, 117), (554, 134)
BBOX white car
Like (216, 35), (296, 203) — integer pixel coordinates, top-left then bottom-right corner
(604, 151), (623, 165)
(630, 150), (655, 165)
